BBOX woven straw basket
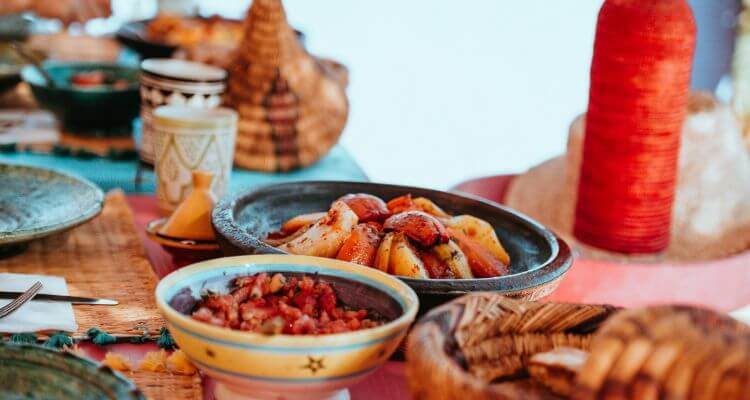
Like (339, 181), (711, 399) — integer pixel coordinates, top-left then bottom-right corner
(226, 0), (349, 172)
(406, 293), (750, 399)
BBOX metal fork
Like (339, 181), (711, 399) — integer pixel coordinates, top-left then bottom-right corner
(0, 281), (43, 319)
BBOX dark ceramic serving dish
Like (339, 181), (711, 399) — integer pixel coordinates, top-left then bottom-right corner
(212, 181), (572, 312)
(22, 62), (140, 136)
(116, 20), (178, 59)
(116, 18), (306, 60)
(0, 343), (144, 399)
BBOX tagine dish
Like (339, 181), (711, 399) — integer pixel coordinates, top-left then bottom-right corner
(264, 193), (511, 280)
(213, 181), (573, 310)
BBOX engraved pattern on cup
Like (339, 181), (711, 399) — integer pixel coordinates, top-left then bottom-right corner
(153, 123), (236, 215)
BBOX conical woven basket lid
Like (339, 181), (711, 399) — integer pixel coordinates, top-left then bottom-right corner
(226, 0), (349, 172)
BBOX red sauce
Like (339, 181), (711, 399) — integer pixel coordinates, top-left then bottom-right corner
(70, 71), (130, 89)
(191, 273), (385, 335)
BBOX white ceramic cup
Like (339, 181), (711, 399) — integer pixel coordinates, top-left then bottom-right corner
(153, 105), (237, 215)
(140, 59), (227, 164)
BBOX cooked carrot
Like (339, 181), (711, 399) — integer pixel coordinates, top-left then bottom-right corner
(336, 223), (382, 266)
(386, 194), (417, 214)
(448, 228), (508, 278)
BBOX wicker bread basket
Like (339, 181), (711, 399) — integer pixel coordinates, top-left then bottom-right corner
(406, 293), (750, 399)
(573, 305), (750, 400)
(406, 293), (617, 399)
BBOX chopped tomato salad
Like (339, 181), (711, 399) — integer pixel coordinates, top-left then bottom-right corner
(191, 273), (385, 335)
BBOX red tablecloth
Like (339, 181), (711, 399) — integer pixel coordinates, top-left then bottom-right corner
(453, 175), (750, 311)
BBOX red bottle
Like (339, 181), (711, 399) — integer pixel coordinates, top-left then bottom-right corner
(574, 0), (696, 254)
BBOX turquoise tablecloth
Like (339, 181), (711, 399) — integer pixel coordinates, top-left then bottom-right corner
(0, 145), (368, 193)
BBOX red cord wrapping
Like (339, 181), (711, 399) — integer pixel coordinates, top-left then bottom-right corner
(573, 0), (696, 254)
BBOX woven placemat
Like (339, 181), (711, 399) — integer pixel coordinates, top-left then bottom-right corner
(0, 190), (164, 336)
(124, 371), (203, 400)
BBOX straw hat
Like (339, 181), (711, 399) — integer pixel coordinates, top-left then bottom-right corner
(226, 0), (349, 171)
(506, 92), (750, 261)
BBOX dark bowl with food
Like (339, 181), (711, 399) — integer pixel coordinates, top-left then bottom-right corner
(21, 62), (140, 136)
(116, 19), (178, 59)
(116, 17), (306, 60)
(212, 181), (573, 313)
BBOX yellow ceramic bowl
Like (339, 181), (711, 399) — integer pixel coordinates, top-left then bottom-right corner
(155, 255), (419, 400)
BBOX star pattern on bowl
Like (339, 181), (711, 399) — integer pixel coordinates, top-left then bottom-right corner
(301, 355), (325, 375)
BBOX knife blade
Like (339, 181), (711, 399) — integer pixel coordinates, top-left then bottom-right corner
(0, 292), (118, 305)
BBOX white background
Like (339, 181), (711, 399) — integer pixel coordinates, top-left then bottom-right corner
(229, 0), (603, 189)
(146, 0), (735, 190)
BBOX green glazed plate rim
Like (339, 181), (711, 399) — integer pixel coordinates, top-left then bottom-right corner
(0, 342), (144, 399)
(0, 163), (105, 245)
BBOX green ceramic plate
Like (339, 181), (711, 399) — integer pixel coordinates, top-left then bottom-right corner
(0, 164), (104, 248)
(0, 343), (144, 400)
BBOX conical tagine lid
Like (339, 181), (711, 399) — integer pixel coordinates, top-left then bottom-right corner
(226, 0), (349, 172)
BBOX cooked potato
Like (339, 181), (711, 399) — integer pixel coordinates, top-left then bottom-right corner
(449, 228), (508, 277)
(388, 233), (429, 279)
(431, 240), (474, 279)
(264, 223), (311, 247)
(445, 215), (510, 265)
(413, 197), (450, 218)
(279, 201), (358, 258)
(373, 232), (395, 273)
(280, 212), (327, 234)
